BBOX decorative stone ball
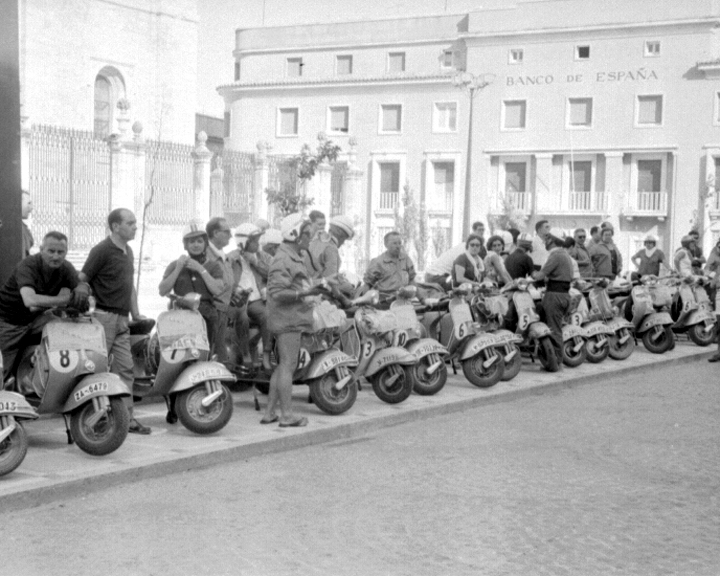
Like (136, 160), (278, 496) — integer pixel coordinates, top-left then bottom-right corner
(132, 121), (143, 135)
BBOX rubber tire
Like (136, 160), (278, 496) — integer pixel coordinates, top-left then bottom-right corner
(641, 326), (673, 354)
(309, 372), (358, 415)
(370, 366), (413, 404)
(461, 349), (505, 388)
(408, 356), (448, 396)
(500, 345), (523, 382)
(0, 422), (29, 477)
(175, 382), (234, 435)
(608, 329), (635, 360)
(585, 335), (610, 363)
(688, 323), (716, 347)
(71, 397), (129, 456)
(537, 337), (560, 373)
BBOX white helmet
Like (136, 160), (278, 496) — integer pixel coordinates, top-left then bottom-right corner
(549, 227), (566, 239)
(280, 213), (309, 242)
(234, 223), (264, 249)
(182, 220), (207, 242)
(498, 230), (513, 247)
(518, 232), (533, 250)
(263, 229), (283, 245)
(644, 234), (658, 244)
(330, 215), (355, 240)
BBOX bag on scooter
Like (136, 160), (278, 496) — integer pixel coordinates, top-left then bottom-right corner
(312, 300), (348, 331)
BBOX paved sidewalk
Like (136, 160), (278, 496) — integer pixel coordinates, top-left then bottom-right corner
(0, 341), (712, 512)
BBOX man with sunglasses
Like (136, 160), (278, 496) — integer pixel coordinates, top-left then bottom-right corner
(568, 228), (594, 278)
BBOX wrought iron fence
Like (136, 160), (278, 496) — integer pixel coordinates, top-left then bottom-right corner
(330, 162), (347, 216)
(29, 125), (111, 250)
(266, 155), (298, 224)
(144, 140), (195, 227)
(379, 191), (399, 211)
(221, 150), (255, 227)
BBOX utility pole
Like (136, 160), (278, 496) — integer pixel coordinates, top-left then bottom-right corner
(0, 0), (23, 285)
(453, 71), (494, 237)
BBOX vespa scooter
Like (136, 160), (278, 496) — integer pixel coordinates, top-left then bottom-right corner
(616, 276), (674, 354)
(665, 276), (716, 346)
(0, 355), (38, 476)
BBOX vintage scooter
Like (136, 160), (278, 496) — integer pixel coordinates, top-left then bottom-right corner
(665, 275), (716, 346)
(7, 307), (131, 456)
(389, 286), (450, 395)
(419, 284), (505, 388)
(469, 284), (524, 381)
(340, 290), (417, 403)
(0, 355), (39, 476)
(130, 293), (235, 434)
(573, 279), (634, 362)
(499, 279), (559, 372)
(615, 276), (675, 354)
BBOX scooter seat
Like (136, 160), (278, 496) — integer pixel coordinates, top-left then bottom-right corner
(129, 318), (156, 336)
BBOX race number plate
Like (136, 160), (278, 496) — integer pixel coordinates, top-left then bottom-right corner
(450, 301), (474, 340)
(49, 350), (80, 373)
(74, 381), (109, 402)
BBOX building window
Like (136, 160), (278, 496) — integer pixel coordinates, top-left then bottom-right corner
(286, 57), (303, 77)
(441, 50), (454, 69)
(433, 102), (457, 132)
(388, 52), (406, 73)
(336, 55), (353, 75)
(644, 41), (661, 57)
(508, 49), (524, 64)
(630, 154), (668, 213)
(432, 162), (454, 212)
(575, 45), (590, 60)
(327, 105), (349, 134)
(379, 162), (400, 210)
(567, 97), (593, 128)
(277, 107), (299, 136)
(380, 104), (402, 133)
(93, 66), (125, 138)
(234, 61), (240, 81)
(637, 159), (662, 192)
(503, 162), (530, 211)
(502, 100), (527, 130)
(636, 95), (663, 126)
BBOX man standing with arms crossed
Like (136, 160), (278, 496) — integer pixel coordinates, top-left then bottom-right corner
(80, 208), (151, 435)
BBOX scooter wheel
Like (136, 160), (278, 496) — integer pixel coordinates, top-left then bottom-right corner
(0, 422), (29, 477)
(688, 323), (716, 347)
(462, 349), (504, 388)
(370, 366), (413, 404)
(641, 326), (673, 354)
(537, 337), (560, 372)
(175, 382), (234, 435)
(71, 397), (130, 456)
(562, 338), (587, 367)
(309, 373), (357, 415)
(407, 356), (448, 395)
(500, 345), (523, 381)
(608, 329), (635, 360)
(585, 335), (610, 363)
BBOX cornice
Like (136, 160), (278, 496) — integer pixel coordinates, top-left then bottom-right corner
(218, 74), (454, 94)
(483, 145), (679, 155)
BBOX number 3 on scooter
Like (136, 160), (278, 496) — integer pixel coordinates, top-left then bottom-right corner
(49, 349), (79, 373)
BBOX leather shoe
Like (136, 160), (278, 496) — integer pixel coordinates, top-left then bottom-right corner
(128, 418), (152, 435)
(708, 353), (720, 363)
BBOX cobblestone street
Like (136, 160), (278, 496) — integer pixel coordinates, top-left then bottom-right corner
(3, 360), (719, 576)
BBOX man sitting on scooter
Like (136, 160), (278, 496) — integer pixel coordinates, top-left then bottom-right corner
(362, 231), (421, 304)
(0, 231), (90, 381)
(231, 223), (272, 373)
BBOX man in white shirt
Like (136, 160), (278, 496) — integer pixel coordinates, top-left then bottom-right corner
(531, 220), (551, 271)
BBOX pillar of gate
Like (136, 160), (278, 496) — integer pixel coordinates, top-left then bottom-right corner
(192, 131), (213, 222)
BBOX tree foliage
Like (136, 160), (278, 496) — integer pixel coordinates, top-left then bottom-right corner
(487, 195), (528, 233)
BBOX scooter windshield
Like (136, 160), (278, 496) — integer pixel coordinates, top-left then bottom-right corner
(157, 310), (210, 351)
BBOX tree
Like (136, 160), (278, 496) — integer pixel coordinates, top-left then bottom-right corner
(487, 195), (528, 233)
(265, 133), (341, 217)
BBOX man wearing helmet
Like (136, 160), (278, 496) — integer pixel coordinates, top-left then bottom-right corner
(262, 229), (283, 258)
(504, 232), (534, 280)
(230, 223), (272, 373)
(631, 234), (665, 278)
(306, 214), (356, 301)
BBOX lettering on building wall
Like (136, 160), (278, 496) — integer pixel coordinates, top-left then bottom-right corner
(506, 68), (658, 86)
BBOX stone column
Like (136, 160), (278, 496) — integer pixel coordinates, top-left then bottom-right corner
(254, 140), (270, 223)
(192, 131), (213, 222)
(315, 161), (333, 218)
(210, 157), (224, 219)
(341, 138), (366, 276)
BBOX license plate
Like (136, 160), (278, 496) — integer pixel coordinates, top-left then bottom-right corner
(415, 343), (442, 356)
(321, 355), (345, 372)
(0, 401), (18, 412)
(189, 367), (226, 383)
(74, 381), (109, 402)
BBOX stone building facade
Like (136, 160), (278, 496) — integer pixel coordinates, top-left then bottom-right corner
(220, 0), (720, 267)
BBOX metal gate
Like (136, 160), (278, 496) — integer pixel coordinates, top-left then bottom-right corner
(330, 162), (347, 216)
(29, 125), (111, 250)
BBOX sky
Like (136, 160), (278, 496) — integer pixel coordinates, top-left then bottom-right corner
(196, 0), (536, 117)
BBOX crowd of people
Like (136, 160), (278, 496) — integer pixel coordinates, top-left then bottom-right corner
(1, 196), (718, 432)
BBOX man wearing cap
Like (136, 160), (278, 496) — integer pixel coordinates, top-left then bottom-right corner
(362, 231), (417, 302)
(589, 227), (623, 280)
(568, 228), (594, 278)
(504, 233), (534, 280)
(306, 215), (356, 300)
(533, 235), (574, 364)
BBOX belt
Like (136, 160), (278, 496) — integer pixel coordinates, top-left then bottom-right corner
(546, 280), (571, 293)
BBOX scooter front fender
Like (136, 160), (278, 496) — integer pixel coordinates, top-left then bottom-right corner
(460, 333), (500, 361)
(685, 309), (715, 328)
(582, 321), (614, 338)
(303, 350), (358, 381)
(0, 391), (39, 421)
(170, 361), (236, 394)
(406, 338), (449, 360)
(639, 312), (673, 334)
(365, 347), (417, 378)
(562, 324), (586, 342)
(606, 317), (634, 332)
(491, 329), (523, 346)
(528, 322), (552, 340)
(63, 373), (130, 413)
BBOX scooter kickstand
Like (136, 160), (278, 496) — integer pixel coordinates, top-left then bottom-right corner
(63, 414), (74, 445)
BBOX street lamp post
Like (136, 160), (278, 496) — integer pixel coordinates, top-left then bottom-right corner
(453, 71), (495, 237)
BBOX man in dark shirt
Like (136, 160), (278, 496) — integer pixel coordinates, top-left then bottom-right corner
(80, 208), (150, 434)
(533, 235), (574, 362)
(504, 234), (534, 279)
(0, 231), (86, 379)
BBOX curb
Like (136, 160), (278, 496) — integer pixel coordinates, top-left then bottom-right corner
(0, 348), (712, 513)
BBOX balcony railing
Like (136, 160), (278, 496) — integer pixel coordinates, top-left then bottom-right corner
(622, 190), (668, 219)
(568, 191), (607, 212)
(379, 191), (399, 211)
(506, 190), (530, 212)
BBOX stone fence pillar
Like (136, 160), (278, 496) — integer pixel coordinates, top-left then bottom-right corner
(192, 131), (213, 222)
(254, 140), (270, 223)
